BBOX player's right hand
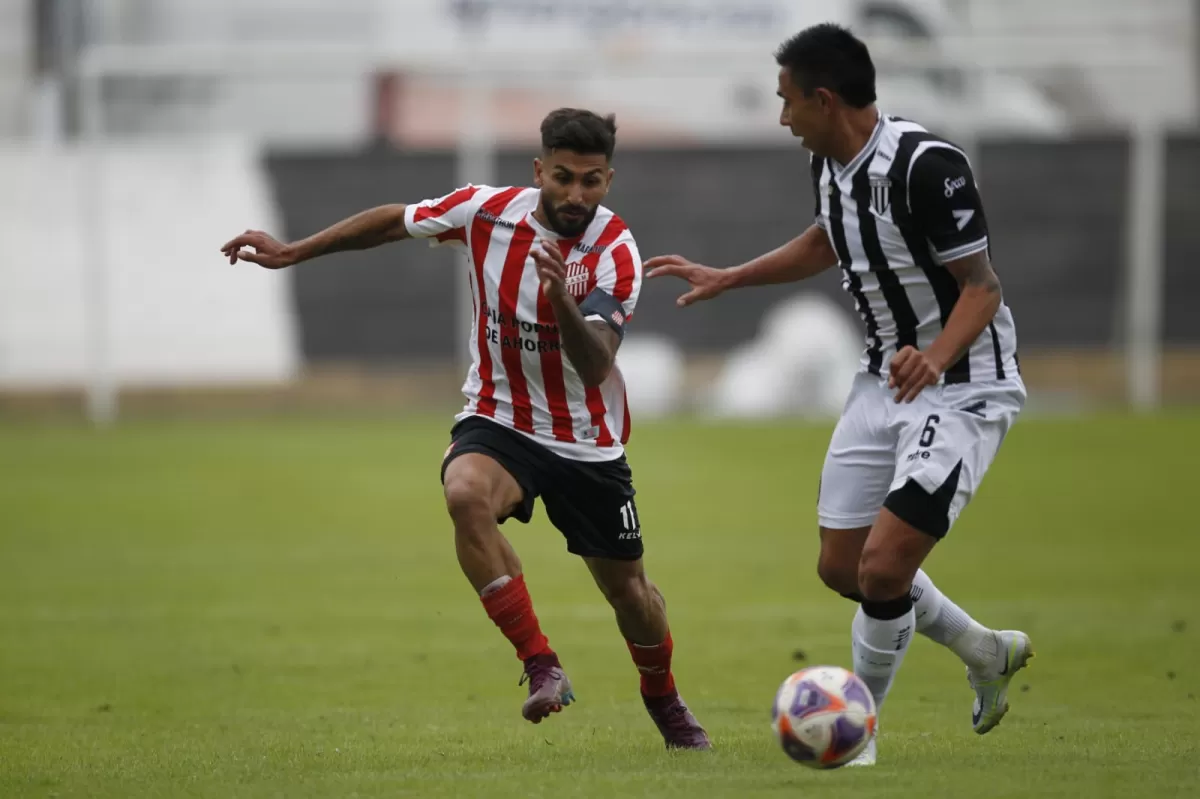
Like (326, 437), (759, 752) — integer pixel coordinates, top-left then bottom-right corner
(643, 255), (729, 307)
(220, 230), (297, 269)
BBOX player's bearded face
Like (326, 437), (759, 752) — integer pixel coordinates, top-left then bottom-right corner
(542, 193), (598, 237)
(535, 152), (612, 237)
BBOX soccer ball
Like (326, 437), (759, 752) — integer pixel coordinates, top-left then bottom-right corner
(771, 665), (877, 768)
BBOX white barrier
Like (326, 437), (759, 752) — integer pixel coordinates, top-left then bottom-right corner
(0, 142), (300, 397)
(615, 334), (687, 419)
(708, 293), (861, 419)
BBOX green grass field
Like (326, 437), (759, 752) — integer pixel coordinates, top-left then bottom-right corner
(2, 412), (1198, 797)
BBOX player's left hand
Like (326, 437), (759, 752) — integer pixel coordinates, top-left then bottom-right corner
(889, 346), (941, 403)
(220, 230), (297, 269)
(531, 240), (569, 300)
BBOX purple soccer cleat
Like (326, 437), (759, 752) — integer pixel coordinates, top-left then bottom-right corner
(642, 692), (712, 750)
(519, 653), (575, 724)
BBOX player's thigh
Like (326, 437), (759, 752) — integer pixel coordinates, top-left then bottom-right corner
(541, 455), (644, 561)
(441, 417), (539, 523)
(885, 379), (1025, 539)
(818, 374), (897, 531)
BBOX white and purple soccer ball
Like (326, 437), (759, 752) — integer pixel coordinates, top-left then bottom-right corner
(771, 665), (878, 768)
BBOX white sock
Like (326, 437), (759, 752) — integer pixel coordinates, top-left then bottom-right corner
(479, 575), (512, 596)
(909, 569), (998, 670)
(852, 602), (916, 712)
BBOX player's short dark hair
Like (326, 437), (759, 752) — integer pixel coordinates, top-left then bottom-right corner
(540, 108), (617, 161)
(775, 23), (877, 109)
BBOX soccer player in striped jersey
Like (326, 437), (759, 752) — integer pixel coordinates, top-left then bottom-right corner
(220, 108), (709, 750)
(646, 25), (1032, 764)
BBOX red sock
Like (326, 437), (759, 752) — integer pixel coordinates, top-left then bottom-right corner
(480, 574), (553, 661)
(627, 632), (677, 697)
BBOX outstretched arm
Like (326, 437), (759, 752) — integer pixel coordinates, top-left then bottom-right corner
(221, 185), (487, 269)
(720, 223), (838, 287)
(644, 223), (837, 307)
(645, 152), (838, 307)
(221, 205), (411, 269)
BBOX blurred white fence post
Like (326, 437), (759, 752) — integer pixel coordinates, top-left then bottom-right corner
(1125, 120), (1166, 412)
(79, 64), (118, 427)
(455, 32), (494, 378)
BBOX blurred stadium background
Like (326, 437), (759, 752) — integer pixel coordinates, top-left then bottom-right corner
(1, 0), (1198, 419)
(2, 2), (1199, 797)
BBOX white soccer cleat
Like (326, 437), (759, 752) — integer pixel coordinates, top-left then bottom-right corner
(968, 629), (1034, 734)
(845, 734), (876, 767)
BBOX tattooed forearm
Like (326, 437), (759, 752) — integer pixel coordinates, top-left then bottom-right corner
(925, 251), (1004, 373)
(549, 295), (619, 387)
(947, 251), (1001, 293)
(290, 205), (410, 262)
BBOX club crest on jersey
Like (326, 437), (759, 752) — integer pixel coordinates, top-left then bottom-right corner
(870, 175), (892, 215)
(564, 261), (590, 299)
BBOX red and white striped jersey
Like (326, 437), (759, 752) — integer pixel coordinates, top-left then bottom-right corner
(404, 185), (643, 462)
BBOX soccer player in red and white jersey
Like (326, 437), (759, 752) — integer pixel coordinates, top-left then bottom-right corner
(220, 108), (710, 750)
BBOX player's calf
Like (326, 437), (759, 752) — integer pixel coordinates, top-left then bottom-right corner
(910, 568), (999, 667)
(848, 510), (934, 714)
(442, 453), (570, 722)
(586, 557), (711, 750)
(590, 563), (668, 645)
(588, 562), (674, 697)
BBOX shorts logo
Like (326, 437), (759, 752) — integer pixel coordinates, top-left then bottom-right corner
(960, 400), (987, 418)
(611, 309), (625, 327)
(443, 441), (456, 460)
(564, 261), (590, 299)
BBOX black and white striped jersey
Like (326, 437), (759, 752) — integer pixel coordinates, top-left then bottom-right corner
(812, 114), (1019, 384)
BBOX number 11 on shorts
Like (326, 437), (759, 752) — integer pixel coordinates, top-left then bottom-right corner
(619, 500), (639, 531)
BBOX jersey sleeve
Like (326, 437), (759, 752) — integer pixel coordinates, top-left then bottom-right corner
(403, 184), (487, 247)
(580, 233), (642, 340)
(907, 147), (989, 264)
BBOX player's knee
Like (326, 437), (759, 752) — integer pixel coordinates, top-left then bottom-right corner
(856, 547), (910, 602)
(817, 551), (859, 597)
(443, 472), (494, 528)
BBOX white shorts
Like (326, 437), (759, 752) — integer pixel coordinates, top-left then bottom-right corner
(817, 372), (1026, 537)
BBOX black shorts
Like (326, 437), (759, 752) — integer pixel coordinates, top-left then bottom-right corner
(440, 416), (643, 560)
